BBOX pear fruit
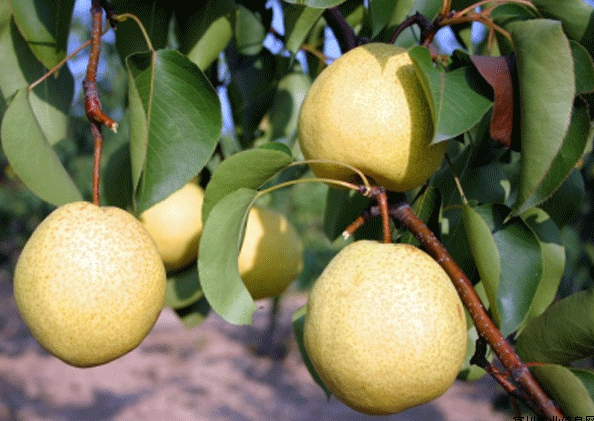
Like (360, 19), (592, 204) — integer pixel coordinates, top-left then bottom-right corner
(298, 43), (445, 192)
(303, 240), (467, 415)
(238, 206), (303, 300)
(139, 182), (205, 272)
(13, 201), (167, 367)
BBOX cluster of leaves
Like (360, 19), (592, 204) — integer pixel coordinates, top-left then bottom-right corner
(2, 0), (594, 417)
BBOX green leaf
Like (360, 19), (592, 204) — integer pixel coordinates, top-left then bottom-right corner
(126, 49), (222, 214)
(409, 46), (493, 144)
(516, 289), (594, 365)
(369, 0), (398, 39)
(234, 4), (266, 56)
(509, 20), (577, 215)
(529, 0), (594, 57)
(461, 204), (501, 322)
(322, 188), (370, 241)
(515, 289), (594, 417)
(516, 207), (565, 335)
(539, 168), (585, 228)
(227, 49), (278, 145)
(165, 263), (204, 310)
(292, 305), (331, 397)
(198, 188), (258, 325)
(571, 40), (594, 95)
(202, 148), (293, 222)
(282, 0), (347, 9)
(10, 0), (74, 69)
(443, 210), (478, 283)
(282, 4), (324, 55)
(460, 162), (510, 205)
(112, 0), (173, 61)
(175, 0), (234, 71)
(462, 204), (542, 336)
(259, 141), (293, 155)
(1, 88), (82, 205)
(491, 3), (540, 31)
(266, 69), (312, 144)
(174, 296), (211, 329)
(102, 141), (133, 209)
(526, 365), (594, 418)
(0, 17), (73, 145)
(516, 104), (591, 216)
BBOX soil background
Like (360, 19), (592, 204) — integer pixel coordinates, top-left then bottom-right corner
(0, 267), (514, 421)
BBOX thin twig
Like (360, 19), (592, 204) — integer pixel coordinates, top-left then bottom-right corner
(439, 0), (453, 19)
(84, 1), (118, 132)
(342, 207), (382, 239)
(455, 0), (538, 17)
(84, 0), (117, 205)
(91, 123), (103, 206)
(376, 188), (391, 243)
(360, 186), (392, 243)
(470, 338), (530, 405)
(30, 26), (110, 91)
(389, 12), (435, 45)
(439, 13), (512, 43)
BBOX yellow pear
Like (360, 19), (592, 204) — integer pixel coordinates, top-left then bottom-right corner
(13, 201), (167, 367)
(139, 182), (205, 272)
(304, 240), (467, 415)
(298, 43), (446, 192)
(238, 206), (303, 300)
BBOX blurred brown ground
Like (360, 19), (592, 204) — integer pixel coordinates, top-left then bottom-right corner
(0, 267), (513, 421)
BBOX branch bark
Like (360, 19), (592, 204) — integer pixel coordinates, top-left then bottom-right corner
(388, 199), (563, 420)
(84, 0), (118, 205)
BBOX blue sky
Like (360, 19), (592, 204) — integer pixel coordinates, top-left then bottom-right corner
(66, 1), (594, 117)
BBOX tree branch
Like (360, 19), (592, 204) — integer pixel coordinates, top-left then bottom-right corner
(84, 0), (118, 205)
(345, 190), (563, 419)
(389, 12), (436, 46)
(388, 199), (563, 420)
(322, 8), (360, 54)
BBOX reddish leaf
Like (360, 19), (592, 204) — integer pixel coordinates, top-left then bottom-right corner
(470, 55), (515, 148)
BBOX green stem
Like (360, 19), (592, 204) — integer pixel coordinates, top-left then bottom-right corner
(294, 159), (372, 189)
(257, 177), (360, 199)
(113, 13), (155, 52)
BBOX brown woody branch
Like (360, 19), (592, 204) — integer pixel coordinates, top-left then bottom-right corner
(469, 337), (530, 408)
(84, 0), (118, 205)
(389, 12), (438, 46)
(391, 200), (562, 420)
(349, 193), (563, 420)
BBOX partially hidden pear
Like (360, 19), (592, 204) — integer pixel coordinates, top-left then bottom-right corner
(139, 181), (205, 272)
(238, 206), (303, 300)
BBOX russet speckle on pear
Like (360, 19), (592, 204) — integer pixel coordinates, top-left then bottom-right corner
(13, 201), (167, 368)
(298, 43), (446, 192)
(304, 240), (467, 415)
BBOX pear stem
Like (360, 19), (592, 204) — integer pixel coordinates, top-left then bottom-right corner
(85, 0), (118, 205)
(388, 199), (563, 420)
(257, 177), (360, 199)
